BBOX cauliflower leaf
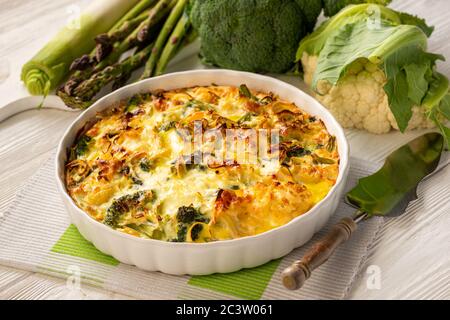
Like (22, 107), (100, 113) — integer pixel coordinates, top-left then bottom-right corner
(298, 4), (450, 146)
(323, 0), (392, 17)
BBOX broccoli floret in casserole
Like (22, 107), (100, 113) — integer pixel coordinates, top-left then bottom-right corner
(173, 206), (209, 242)
(103, 190), (154, 228)
(189, 223), (204, 242)
(73, 135), (92, 158)
(139, 158), (153, 172)
(125, 93), (150, 114)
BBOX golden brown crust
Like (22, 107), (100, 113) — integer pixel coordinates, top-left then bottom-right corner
(65, 85), (339, 242)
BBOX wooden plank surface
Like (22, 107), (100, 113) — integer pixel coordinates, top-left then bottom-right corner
(0, 0), (449, 299)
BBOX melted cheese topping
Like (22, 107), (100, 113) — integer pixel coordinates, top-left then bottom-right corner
(65, 85), (339, 242)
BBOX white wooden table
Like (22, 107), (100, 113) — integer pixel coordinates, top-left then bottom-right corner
(0, 0), (448, 299)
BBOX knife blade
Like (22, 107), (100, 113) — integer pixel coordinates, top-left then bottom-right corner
(281, 132), (444, 290)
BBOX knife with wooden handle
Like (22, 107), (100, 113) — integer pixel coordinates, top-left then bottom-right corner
(282, 132), (445, 290)
(282, 216), (358, 290)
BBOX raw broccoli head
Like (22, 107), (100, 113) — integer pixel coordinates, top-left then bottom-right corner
(190, 0), (322, 73)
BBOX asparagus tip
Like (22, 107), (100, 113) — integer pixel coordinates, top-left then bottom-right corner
(69, 54), (93, 72)
(95, 34), (114, 62)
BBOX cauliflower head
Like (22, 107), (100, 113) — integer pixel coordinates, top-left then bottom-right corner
(302, 52), (435, 134)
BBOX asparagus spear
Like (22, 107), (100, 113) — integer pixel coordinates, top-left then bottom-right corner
(137, 0), (176, 42)
(107, 10), (151, 42)
(90, 0), (174, 74)
(69, 1), (157, 71)
(112, 71), (133, 91)
(70, 54), (94, 72)
(59, 44), (154, 109)
(21, 0), (143, 95)
(154, 11), (191, 76)
(110, 0), (159, 32)
(94, 10), (152, 62)
(72, 43), (155, 104)
(70, 11), (150, 72)
(59, 0), (197, 108)
(59, 0), (171, 96)
(65, 0), (167, 92)
(56, 90), (95, 110)
(106, 0), (173, 62)
(64, 5), (154, 93)
(141, 0), (188, 79)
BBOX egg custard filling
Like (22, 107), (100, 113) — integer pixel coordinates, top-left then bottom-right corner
(65, 85), (339, 242)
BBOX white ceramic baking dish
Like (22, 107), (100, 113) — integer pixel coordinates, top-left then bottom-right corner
(55, 69), (349, 275)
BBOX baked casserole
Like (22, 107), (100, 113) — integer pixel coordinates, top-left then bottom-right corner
(65, 85), (339, 242)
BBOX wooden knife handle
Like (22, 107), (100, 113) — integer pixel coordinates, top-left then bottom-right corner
(281, 217), (357, 290)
